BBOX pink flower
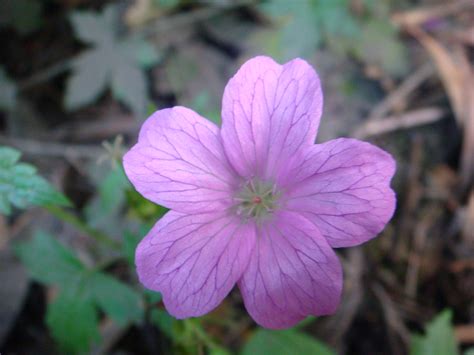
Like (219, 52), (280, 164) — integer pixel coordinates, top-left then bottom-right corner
(123, 56), (396, 329)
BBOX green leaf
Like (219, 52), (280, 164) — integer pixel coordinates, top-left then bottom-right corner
(70, 11), (114, 45)
(85, 166), (129, 229)
(355, 19), (408, 77)
(260, 0), (320, 60)
(0, 146), (71, 215)
(64, 49), (110, 111)
(410, 310), (459, 355)
(242, 329), (335, 355)
(190, 92), (221, 125)
(126, 188), (168, 223)
(153, 0), (181, 9)
(464, 348), (474, 355)
(17, 229), (144, 351)
(121, 38), (161, 68)
(111, 57), (148, 117)
(259, 0), (361, 60)
(0, 0), (42, 35)
(0, 146), (20, 166)
(150, 308), (176, 338)
(15, 231), (85, 286)
(123, 229), (142, 266)
(66, 4), (158, 116)
(0, 68), (17, 111)
(316, 0), (359, 38)
(88, 272), (143, 325)
(46, 288), (100, 354)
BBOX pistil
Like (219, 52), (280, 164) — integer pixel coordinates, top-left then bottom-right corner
(234, 179), (280, 221)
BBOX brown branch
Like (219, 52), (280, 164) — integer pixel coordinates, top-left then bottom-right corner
(0, 135), (102, 159)
(354, 107), (446, 139)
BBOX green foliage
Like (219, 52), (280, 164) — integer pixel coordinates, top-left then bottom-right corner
(85, 166), (130, 231)
(15, 231), (84, 286)
(46, 287), (100, 355)
(123, 230), (141, 267)
(153, 0), (181, 10)
(242, 329), (335, 355)
(0, 146), (71, 215)
(66, 4), (160, 117)
(354, 19), (408, 76)
(410, 310), (459, 355)
(0, 68), (17, 111)
(88, 272), (143, 325)
(260, 0), (358, 60)
(150, 308), (176, 338)
(16, 231), (144, 354)
(260, 0), (320, 60)
(0, 0), (42, 35)
(126, 188), (168, 223)
(190, 92), (221, 125)
(259, 0), (408, 77)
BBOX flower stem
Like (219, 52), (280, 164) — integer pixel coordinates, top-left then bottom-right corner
(186, 319), (224, 353)
(45, 205), (121, 251)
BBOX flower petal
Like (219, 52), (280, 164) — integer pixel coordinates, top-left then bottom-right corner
(136, 211), (256, 318)
(123, 107), (237, 213)
(285, 138), (396, 248)
(238, 211), (342, 329)
(221, 56), (323, 180)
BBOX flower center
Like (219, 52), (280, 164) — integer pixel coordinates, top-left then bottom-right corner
(234, 179), (280, 221)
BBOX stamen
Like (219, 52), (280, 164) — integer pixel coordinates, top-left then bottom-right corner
(234, 179), (280, 221)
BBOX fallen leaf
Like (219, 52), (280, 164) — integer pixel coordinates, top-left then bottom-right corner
(392, 0), (474, 28)
(410, 27), (465, 125)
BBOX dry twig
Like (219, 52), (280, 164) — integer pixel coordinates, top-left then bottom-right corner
(372, 284), (411, 353)
(368, 63), (435, 120)
(392, 0), (474, 28)
(0, 135), (102, 159)
(355, 107), (445, 139)
(455, 324), (474, 344)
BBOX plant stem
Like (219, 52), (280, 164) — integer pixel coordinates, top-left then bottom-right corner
(18, 57), (75, 91)
(186, 319), (223, 353)
(45, 205), (121, 250)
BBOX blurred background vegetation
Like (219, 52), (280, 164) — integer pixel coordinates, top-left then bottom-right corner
(0, 0), (473, 354)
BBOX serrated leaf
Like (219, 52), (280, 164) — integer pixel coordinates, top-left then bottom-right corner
(15, 231), (85, 286)
(259, 0), (363, 60)
(242, 329), (335, 355)
(356, 19), (408, 77)
(260, 0), (320, 60)
(0, 68), (17, 111)
(410, 310), (459, 355)
(70, 11), (114, 45)
(88, 272), (143, 325)
(0, 0), (42, 35)
(0, 146), (71, 215)
(121, 38), (161, 68)
(0, 146), (20, 166)
(111, 58), (147, 117)
(67, 4), (155, 116)
(316, 0), (359, 37)
(65, 49), (110, 110)
(46, 288), (100, 354)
